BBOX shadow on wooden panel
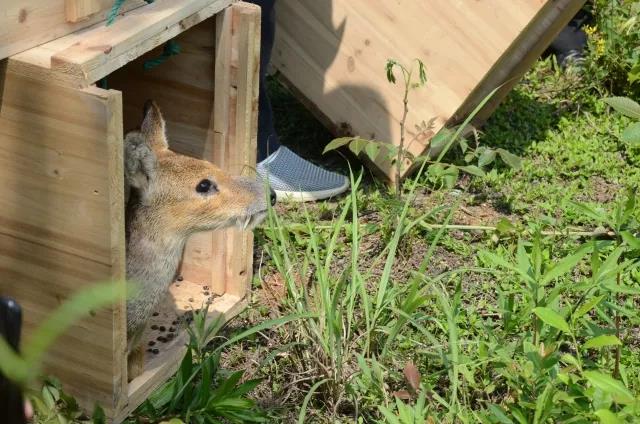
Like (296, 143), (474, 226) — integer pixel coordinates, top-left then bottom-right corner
(273, 0), (393, 169)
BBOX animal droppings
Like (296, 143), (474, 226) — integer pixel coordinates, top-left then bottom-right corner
(148, 341), (156, 346)
(159, 326), (166, 332)
(151, 324), (158, 330)
(188, 297), (194, 302)
(203, 291), (210, 296)
(169, 326), (176, 332)
(203, 286), (209, 290)
(152, 312), (159, 317)
(152, 348), (159, 354)
(176, 275), (184, 281)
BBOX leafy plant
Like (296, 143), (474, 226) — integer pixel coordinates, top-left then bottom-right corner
(603, 96), (640, 147)
(134, 304), (310, 423)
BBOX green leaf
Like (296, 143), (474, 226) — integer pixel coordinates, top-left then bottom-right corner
(459, 165), (486, 177)
(386, 60), (398, 84)
(621, 122), (640, 146)
(541, 243), (590, 285)
(584, 371), (635, 404)
(298, 379), (329, 424)
(533, 307), (571, 334)
(486, 404), (514, 424)
(364, 141), (382, 161)
(496, 218), (517, 235)
(620, 231), (640, 249)
(573, 295), (605, 319)
(594, 409), (622, 424)
(568, 201), (608, 223)
(323, 137), (356, 154)
(603, 97), (640, 119)
(496, 148), (523, 170)
(478, 149), (497, 167)
(348, 138), (369, 156)
(584, 335), (622, 349)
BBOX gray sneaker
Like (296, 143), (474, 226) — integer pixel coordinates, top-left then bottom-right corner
(257, 147), (349, 202)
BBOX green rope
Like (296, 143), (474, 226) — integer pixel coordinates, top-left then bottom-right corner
(107, 0), (154, 26)
(143, 39), (181, 70)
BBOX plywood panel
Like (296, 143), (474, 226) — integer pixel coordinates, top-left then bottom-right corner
(273, 0), (585, 181)
(0, 72), (126, 415)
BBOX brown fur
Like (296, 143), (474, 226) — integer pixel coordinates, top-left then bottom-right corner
(124, 101), (268, 377)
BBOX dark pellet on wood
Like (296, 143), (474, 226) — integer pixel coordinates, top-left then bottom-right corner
(147, 348), (153, 353)
(169, 327), (176, 332)
(203, 291), (210, 296)
(177, 275), (183, 281)
(152, 312), (159, 316)
(159, 326), (166, 332)
(148, 341), (156, 346)
(157, 336), (166, 342)
(203, 286), (209, 290)
(152, 348), (159, 354)
(188, 297), (194, 302)
(172, 320), (178, 325)
(151, 325), (158, 330)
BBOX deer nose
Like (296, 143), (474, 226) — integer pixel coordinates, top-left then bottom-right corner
(270, 188), (277, 206)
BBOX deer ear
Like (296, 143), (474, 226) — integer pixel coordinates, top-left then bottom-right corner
(140, 100), (169, 151)
(124, 131), (158, 204)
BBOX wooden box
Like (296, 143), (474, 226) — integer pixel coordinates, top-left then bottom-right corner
(1, 0), (149, 60)
(272, 0), (585, 181)
(0, 0), (260, 421)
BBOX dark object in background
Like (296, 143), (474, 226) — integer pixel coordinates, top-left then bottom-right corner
(547, 8), (592, 68)
(0, 297), (26, 424)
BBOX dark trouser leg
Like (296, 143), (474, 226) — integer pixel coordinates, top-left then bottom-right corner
(247, 0), (281, 162)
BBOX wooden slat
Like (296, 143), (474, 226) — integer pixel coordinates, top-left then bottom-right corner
(65, 0), (106, 23)
(272, 0), (585, 182)
(0, 71), (126, 416)
(0, 0), (145, 60)
(178, 2), (260, 299)
(8, 0), (233, 89)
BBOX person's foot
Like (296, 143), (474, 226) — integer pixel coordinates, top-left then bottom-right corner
(257, 146), (349, 202)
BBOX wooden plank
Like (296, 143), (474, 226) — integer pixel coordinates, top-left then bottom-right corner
(6, 0), (233, 89)
(65, 0), (105, 23)
(56, 0), (233, 87)
(177, 2), (260, 299)
(0, 0), (145, 60)
(0, 71), (126, 416)
(272, 0), (585, 182)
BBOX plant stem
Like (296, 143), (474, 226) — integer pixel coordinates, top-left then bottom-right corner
(614, 270), (621, 378)
(396, 71), (411, 198)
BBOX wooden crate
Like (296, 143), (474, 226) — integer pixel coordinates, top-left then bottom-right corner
(1, 0), (149, 60)
(0, 0), (260, 421)
(272, 0), (585, 181)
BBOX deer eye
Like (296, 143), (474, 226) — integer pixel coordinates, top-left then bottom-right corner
(196, 179), (217, 194)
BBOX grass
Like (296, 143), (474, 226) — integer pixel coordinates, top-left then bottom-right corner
(24, 2), (640, 423)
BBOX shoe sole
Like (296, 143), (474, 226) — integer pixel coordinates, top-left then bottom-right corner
(274, 178), (350, 202)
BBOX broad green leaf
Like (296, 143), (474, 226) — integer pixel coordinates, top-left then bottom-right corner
(479, 250), (535, 284)
(348, 138), (369, 156)
(497, 148), (523, 170)
(496, 218), (517, 234)
(478, 149), (497, 167)
(560, 354), (580, 368)
(323, 137), (356, 154)
(584, 371), (635, 404)
(603, 97), (640, 119)
(621, 122), (640, 146)
(584, 335), (622, 349)
(364, 141), (382, 161)
(573, 295), (605, 320)
(594, 409), (622, 424)
(568, 201), (607, 223)
(620, 231), (640, 249)
(533, 307), (571, 334)
(541, 244), (591, 285)
(486, 404), (514, 424)
(459, 165), (486, 177)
